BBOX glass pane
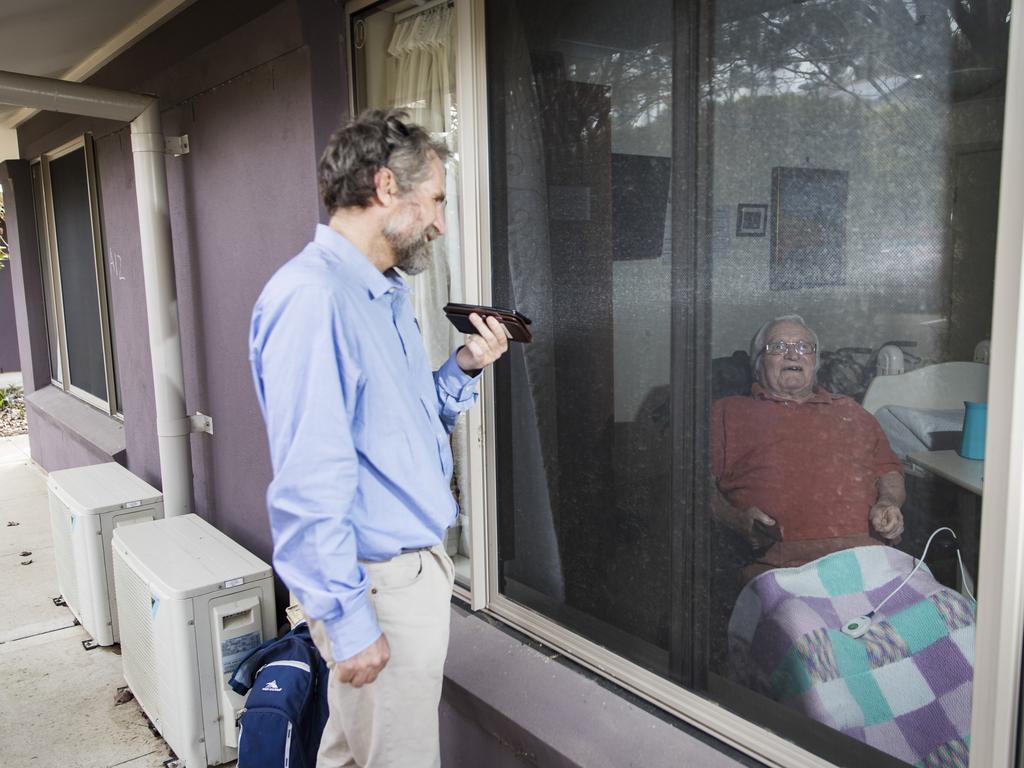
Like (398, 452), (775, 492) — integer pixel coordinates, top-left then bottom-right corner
(488, 0), (678, 676)
(30, 163), (62, 384)
(704, 0), (1005, 764)
(489, 0), (1008, 763)
(49, 148), (106, 402)
(351, 1), (470, 584)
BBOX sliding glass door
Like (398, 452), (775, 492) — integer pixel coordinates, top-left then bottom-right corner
(486, 0), (1008, 764)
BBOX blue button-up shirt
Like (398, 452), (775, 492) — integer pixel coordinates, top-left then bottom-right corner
(249, 224), (479, 661)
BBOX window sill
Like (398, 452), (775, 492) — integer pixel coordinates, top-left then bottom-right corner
(25, 385), (126, 461)
(443, 605), (754, 768)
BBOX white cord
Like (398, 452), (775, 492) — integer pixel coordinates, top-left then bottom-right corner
(869, 526), (975, 617)
(955, 547), (976, 603)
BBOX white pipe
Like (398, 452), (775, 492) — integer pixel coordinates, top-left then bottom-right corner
(0, 70), (150, 123)
(130, 102), (193, 518)
(0, 71), (194, 517)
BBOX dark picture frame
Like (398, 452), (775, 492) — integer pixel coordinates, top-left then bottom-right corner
(770, 167), (848, 290)
(612, 153), (673, 260)
(735, 203), (767, 237)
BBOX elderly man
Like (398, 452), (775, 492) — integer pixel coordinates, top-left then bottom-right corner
(250, 110), (508, 767)
(712, 315), (905, 580)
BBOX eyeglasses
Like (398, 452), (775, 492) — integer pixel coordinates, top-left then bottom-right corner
(764, 340), (817, 356)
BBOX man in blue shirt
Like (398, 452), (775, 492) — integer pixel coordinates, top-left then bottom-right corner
(250, 110), (507, 768)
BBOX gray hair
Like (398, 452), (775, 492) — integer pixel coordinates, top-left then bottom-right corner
(749, 314), (821, 374)
(318, 109), (449, 213)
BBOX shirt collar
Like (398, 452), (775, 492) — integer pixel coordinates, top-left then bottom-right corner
(750, 382), (841, 404)
(313, 223), (409, 301)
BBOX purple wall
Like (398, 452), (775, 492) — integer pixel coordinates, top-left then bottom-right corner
(0, 256), (19, 372)
(90, 6), (324, 563)
(92, 131), (159, 486)
(161, 49), (320, 560)
(13, 0), (345, 566)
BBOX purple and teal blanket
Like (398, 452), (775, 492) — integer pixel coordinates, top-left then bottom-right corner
(728, 546), (975, 766)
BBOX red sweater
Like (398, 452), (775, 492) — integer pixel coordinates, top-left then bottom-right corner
(712, 384), (903, 541)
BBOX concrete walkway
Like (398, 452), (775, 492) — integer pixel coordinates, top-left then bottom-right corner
(0, 434), (172, 767)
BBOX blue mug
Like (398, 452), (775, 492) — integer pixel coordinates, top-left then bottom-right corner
(960, 401), (987, 460)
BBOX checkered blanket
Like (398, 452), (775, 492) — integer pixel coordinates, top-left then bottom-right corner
(728, 546), (975, 766)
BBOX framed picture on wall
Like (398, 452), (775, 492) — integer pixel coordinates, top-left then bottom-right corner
(612, 153), (672, 260)
(735, 203), (767, 236)
(770, 167), (848, 290)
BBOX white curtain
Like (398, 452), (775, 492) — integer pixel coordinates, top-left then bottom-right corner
(388, 5), (470, 550)
(388, 6), (453, 134)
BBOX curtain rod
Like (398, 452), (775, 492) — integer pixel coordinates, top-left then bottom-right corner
(395, 0), (452, 23)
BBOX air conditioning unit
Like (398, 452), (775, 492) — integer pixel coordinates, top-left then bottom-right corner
(47, 462), (164, 646)
(112, 514), (277, 767)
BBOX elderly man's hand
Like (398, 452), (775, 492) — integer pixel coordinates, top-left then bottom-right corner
(869, 502), (904, 544)
(456, 314), (509, 374)
(743, 506), (780, 549)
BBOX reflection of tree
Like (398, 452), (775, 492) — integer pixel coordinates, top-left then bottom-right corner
(713, 0), (1010, 105)
(525, 43), (673, 154)
(521, 0), (1008, 158)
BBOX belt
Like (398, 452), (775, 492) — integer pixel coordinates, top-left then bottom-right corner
(399, 544), (435, 554)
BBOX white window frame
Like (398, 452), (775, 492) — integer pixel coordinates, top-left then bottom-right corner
(967, 4), (1024, 765)
(350, 1), (1024, 764)
(452, 0), (495, 611)
(31, 135), (120, 417)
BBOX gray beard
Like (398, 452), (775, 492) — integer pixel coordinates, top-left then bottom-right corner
(394, 238), (433, 276)
(385, 219), (434, 276)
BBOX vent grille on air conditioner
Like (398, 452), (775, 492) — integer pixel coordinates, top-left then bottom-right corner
(48, 492), (80, 618)
(113, 546), (160, 728)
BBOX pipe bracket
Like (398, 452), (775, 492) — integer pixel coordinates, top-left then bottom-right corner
(157, 412), (213, 437)
(165, 135), (190, 157)
(190, 412), (213, 435)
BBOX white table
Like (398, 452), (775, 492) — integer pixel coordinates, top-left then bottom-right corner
(908, 450), (984, 495)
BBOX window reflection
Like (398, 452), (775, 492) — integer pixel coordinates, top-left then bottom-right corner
(707, 0), (1005, 764)
(488, 0), (1008, 763)
(490, 0), (676, 666)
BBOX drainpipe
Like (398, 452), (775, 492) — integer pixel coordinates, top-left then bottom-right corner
(0, 71), (194, 517)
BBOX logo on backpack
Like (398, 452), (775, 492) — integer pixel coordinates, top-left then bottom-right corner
(262, 679), (283, 692)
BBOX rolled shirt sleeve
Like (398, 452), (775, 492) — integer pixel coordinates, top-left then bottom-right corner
(433, 351), (480, 433)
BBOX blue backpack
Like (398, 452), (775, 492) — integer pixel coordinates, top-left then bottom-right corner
(229, 622), (330, 768)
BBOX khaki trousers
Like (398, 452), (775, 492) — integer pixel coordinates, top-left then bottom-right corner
(307, 545), (455, 768)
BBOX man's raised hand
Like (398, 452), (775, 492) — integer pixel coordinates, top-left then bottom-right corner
(456, 314), (509, 374)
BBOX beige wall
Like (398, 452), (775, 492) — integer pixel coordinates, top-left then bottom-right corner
(0, 128), (17, 162)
